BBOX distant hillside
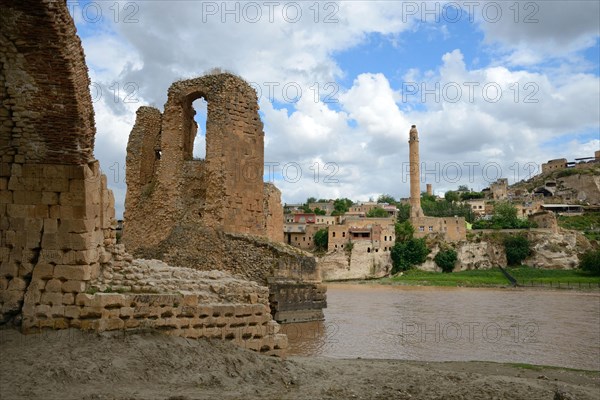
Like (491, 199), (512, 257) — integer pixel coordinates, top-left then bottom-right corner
(511, 163), (600, 205)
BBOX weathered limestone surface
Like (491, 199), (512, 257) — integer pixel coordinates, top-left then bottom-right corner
(319, 242), (392, 281)
(0, 0), (287, 356)
(525, 230), (590, 270)
(558, 174), (600, 204)
(416, 228), (590, 272)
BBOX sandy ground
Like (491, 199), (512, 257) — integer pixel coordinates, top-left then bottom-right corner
(0, 329), (598, 400)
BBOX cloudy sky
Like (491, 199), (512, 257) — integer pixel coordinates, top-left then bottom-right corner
(70, 1), (600, 217)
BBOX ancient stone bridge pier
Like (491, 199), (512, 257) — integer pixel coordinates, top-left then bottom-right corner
(0, 0), (298, 356)
(124, 73), (326, 324)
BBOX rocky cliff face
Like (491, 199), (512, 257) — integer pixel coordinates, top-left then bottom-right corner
(416, 240), (507, 272)
(415, 229), (591, 272)
(524, 230), (592, 269)
(558, 174), (600, 204)
(319, 242), (392, 281)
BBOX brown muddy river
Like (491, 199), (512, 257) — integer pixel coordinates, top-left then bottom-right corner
(281, 284), (600, 371)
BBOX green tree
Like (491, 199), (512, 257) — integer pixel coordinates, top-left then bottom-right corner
(333, 198), (353, 214)
(313, 207), (326, 215)
(504, 235), (530, 266)
(444, 191), (460, 203)
(367, 207), (389, 218)
(460, 191), (484, 200)
(306, 197), (317, 204)
(391, 238), (430, 274)
(434, 249), (458, 273)
(458, 185), (469, 192)
(421, 193), (437, 203)
(397, 203), (411, 223)
(394, 221), (415, 242)
(377, 194), (396, 204)
(579, 249), (600, 276)
(473, 202), (534, 229)
(301, 205), (313, 213)
(494, 202), (519, 227)
(314, 228), (329, 252)
(421, 195), (475, 223)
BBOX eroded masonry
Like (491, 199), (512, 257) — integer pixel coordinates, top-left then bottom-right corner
(0, 0), (287, 355)
(124, 74), (326, 323)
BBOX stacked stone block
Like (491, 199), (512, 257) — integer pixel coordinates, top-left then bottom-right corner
(268, 280), (327, 323)
(1, 161), (116, 324)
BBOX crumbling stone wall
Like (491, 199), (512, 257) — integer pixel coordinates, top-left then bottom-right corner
(132, 225), (326, 322)
(25, 258), (287, 356)
(124, 75), (326, 323)
(0, 0), (287, 355)
(0, 0), (115, 324)
(124, 74), (283, 251)
(319, 241), (392, 281)
(0, 0), (95, 165)
(264, 183), (284, 243)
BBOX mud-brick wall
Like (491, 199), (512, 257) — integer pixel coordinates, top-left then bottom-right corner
(24, 292), (287, 356)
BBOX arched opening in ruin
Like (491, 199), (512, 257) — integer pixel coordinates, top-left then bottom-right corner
(191, 97), (208, 160)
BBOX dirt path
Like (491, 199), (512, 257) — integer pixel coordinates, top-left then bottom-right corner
(1, 329), (598, 400)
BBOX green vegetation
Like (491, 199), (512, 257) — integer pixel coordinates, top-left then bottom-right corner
(472, 202), (535, 229)
(394, 221), (415, 242)
(507, 266), (600, 284)
(434, 249), (458, 273)
(558, 212), (600, 241)
(313, 228), (329, 252)
(332, 198), (353, 215)
(460, 191), (485, 200)
(504, 235), (531, 266)
(506, 362), (597, 373)
(391, 238), (430, 274)
(396, 203), (411, 223)
(390, 219), (430, 274)
(556, 169), (580, 178)
(444, 191), (460, 202)
(382, 266), (600, 287)
(344, 242), (354, 253)
(421, 192), (475, 223)
(579, 249), (600, 276)
(366, 207), (389, 218)
(377, 194), (396, 204)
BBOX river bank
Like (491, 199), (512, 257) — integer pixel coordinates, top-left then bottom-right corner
(326, 266), (600, 289)
(1, 328), (598, 400)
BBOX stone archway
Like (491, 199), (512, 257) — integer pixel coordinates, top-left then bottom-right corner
(124, 74), (277, 252)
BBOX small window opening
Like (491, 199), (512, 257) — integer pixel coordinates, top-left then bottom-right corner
(191, 97), (208, 160)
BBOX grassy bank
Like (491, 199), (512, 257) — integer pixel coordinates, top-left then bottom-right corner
(378, 266), (600, 288)
(558, 212), (600, 241)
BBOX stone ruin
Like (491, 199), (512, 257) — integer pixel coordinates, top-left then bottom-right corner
(124, 74), (283, 247)
(123, 74), (326, 324)
(0, 0), (288, 355)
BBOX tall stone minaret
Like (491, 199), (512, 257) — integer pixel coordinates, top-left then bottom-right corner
(409, 125), (423, 218)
